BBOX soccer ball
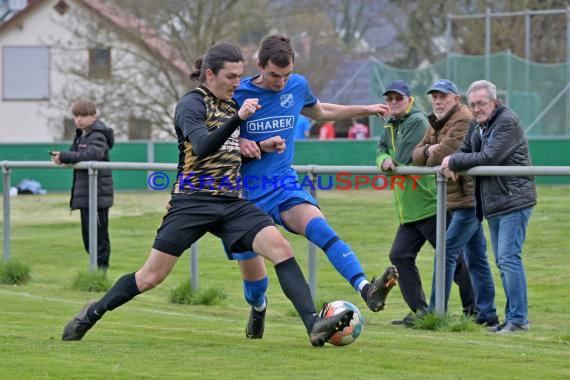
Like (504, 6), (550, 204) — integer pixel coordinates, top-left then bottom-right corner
(323, 300), (364, 346)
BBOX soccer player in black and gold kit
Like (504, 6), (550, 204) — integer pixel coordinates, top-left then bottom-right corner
(62, 42), (352, 347)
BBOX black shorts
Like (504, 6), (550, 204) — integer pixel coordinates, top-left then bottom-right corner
(153, 192), (274, 257)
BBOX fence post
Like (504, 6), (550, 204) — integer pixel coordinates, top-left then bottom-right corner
(147, 141), (155, 191)
(88, 167), (98, 272)
(434, 172), (448, 315)
(308, 166), (318, 300)
(190, 242), (199, 290)
(2, 166), (11, 262)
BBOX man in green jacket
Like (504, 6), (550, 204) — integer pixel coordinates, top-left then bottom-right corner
(376, 80), (475, 325)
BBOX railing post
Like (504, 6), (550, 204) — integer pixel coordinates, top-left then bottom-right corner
(308, 166), (318, 300)
(434, 172), (448, 315)
(88, 167), (98, 272)
(3, 165), (11, 262)
(147, 141), (155, 191)
(190, 242), (199, 290)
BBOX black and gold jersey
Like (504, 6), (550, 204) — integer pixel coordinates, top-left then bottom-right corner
(173, 85), (242, 197)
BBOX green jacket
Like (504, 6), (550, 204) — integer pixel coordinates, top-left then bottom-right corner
(376, 101), (437, 224)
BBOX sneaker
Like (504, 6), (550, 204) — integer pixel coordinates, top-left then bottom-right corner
(486, 322), (507, 333)
(495, 321), (530, 334)
(309, 303), (354, 347)
(475, 316), (500, 327)
(245, 306), (266, 339)
(391, 312), (414, 326)
(366, 265), (399, 312)
(62, 300), (97, 341)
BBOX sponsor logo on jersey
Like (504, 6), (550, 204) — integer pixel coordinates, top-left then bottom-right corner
(246, 116), (295, 133)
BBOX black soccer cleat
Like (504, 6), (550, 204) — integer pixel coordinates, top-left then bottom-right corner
(366, 265), (399, 312)
(62, 300), (97, 341)
(309, 303), (354, 347)
(245, 306), (266, 339)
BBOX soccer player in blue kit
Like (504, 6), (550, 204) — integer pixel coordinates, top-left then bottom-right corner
(231, 35), (400, 339)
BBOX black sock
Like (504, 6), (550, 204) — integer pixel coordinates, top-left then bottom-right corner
(274, 257), (317, 332)
(360, 283), (371, 302)
(87, 272), (141, 322)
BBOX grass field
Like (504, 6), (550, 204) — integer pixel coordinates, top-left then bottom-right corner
(1, 187), (570, 379)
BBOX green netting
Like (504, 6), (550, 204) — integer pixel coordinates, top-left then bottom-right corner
(369, 51), (570, 138)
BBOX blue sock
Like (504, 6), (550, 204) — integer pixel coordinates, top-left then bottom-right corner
(305, 217), (366, 291)
(243, 277), (268, 309)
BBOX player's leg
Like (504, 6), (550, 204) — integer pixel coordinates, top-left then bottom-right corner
(237, 255), (268, 338)
(62, 194), (207, 341)
(248, 226), (353, 346)
(281, 201), (398, 312)
(62, 248), (179, 341)
(222, 202), (352, 346)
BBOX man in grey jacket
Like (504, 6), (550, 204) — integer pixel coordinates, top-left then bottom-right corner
(441, 80), (537, 334)
(52, 101), (114, 270)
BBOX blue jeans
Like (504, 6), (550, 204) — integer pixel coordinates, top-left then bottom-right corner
(487, 207), (533, 325)
(429, 208), (497, 321)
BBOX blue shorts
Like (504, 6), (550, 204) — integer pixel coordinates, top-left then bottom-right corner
(225, 182), (319, 261)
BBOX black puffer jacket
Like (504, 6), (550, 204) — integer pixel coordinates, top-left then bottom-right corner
(59, 120), (114, 209)
(449, 104), (537, 218)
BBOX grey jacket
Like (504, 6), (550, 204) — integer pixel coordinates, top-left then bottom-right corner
(449, 104), (536, 218)
(59, 120), (114, 209)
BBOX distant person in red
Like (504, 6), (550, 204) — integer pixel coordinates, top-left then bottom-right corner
(348, 118), (369, 140)
(319, 121), (335, 140)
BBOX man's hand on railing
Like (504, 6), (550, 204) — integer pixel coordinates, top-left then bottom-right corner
(50, 151), (62, 165)
(440, 155), (459, 181)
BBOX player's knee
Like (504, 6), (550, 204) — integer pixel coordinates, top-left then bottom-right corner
(137, 270), (166, 292)
(272, 236), (293, 260)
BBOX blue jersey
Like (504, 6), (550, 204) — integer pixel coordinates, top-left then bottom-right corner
(234, 74), (318, 199)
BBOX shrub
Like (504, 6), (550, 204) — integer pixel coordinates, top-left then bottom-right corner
(170, 281), (226, 306)
(0, 260), (31, 285)
(72, 270), (111, 292)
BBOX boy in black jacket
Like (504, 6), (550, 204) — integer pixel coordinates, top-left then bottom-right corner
(52, 101), (114, 270)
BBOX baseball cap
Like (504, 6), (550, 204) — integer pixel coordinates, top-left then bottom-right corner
(383, 80), (411, 97)
(427, 79), (459, 95)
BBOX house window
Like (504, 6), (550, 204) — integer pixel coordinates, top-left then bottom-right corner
(63, 117), (76, 140)
(88, 48), (111, 79)
(2, 46), (50, 100)
(128, 116), (152, 140)
(54, 0), (70, 16)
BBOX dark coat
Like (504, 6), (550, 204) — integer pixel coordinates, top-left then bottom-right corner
(59, 120), (114, 209)
(449, 104), (537, 218)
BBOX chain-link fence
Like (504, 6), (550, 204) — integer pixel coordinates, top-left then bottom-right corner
(369, 52), (570, 138)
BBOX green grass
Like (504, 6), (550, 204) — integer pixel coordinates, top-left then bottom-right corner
(71, 270), (111, 292)
(1, 188), (570, 379)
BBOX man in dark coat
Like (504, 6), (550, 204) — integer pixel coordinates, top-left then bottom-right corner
(52, 100), (114, 270)
(441, 80), (537, 334)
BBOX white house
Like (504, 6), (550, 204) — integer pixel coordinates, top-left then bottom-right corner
(0, 0), (189, 142)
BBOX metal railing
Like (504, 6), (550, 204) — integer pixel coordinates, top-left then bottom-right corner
(3, 160), (570, 314)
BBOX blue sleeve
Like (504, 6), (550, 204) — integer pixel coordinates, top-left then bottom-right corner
(303, 77), (318, 107)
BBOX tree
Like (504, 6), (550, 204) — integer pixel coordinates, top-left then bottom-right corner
(46, 0), (270, 139)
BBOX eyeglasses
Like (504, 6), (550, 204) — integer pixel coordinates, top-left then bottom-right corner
(385, 94), (406, 103)
(468, 99), (493, 110)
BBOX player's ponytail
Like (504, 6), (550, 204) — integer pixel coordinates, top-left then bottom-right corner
(189, 43), (243, 83)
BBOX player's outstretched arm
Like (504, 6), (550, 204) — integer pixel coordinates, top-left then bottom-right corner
(302, 101), (389, 121)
